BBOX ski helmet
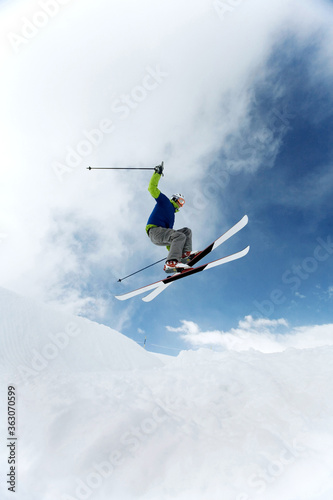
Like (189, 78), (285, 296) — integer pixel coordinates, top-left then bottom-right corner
(171, 193), (185, 207)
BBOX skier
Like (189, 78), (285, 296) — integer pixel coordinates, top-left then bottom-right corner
(146, 163), (197, 273)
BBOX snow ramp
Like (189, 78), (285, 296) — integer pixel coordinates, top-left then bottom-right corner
(1, 287), (333, 500)
(0, 286), (162, 378)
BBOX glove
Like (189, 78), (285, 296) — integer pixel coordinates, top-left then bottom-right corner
(154, 162), (164, 176)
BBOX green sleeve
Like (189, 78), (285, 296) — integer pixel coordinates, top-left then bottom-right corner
(148, 172), (161, 199)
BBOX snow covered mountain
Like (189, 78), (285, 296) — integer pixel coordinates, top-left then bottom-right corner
(1, 286), (333, 500)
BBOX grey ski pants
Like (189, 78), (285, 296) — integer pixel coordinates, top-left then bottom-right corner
(148, 227), (192, 262)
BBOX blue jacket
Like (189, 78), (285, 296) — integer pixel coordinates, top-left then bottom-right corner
(146, 173), (178, 233)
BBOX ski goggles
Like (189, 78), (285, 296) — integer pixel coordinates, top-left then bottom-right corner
(176, 196), (185, 207)
(173, 195), (185, 207)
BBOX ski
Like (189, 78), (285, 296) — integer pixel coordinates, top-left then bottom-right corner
(186, 214), (248, 267)
(115, 246), (250, 302)
(115, 215), (249, 302)
(142, 281), (173, 302)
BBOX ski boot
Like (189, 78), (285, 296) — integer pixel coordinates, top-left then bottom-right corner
(163, 260), (191, 274)
(180, 251), (201, 264)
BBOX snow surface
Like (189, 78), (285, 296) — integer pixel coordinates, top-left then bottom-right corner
(1, 286), (333, 500)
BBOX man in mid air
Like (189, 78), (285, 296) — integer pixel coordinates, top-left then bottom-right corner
(146, 163), (198, 273)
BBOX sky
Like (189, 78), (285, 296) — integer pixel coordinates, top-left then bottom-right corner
(0, 0), (333, 355)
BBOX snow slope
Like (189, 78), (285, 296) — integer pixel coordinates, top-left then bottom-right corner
(0, 287), (161, 374)
(1, 287), (333, 500)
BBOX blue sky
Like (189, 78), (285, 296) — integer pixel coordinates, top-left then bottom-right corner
(1, 0), (332, 355)
(117, 33), (333, 353)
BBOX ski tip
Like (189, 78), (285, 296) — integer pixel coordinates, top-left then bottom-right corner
(114, 294), (127, 301)
(142, 295), (154, 303)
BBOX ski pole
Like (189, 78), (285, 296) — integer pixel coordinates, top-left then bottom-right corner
(87, 167), (156, 170)
(87, 161), (163, 171)
(117, 257), (166, 282)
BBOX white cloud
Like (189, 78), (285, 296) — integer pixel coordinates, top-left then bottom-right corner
(167, 316), (333, 352)
(1, 0), (333, 315)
